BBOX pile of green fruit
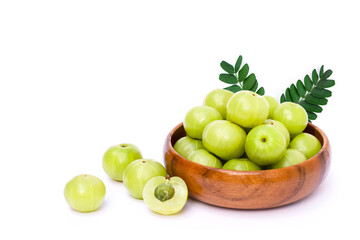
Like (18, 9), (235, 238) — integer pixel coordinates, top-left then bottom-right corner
(63, 90), (323, 216)
(64, 144), (188, 215)
(175, 89), (322, 170)
(64, 55), (334, 215)
(63, 89), (323, 215)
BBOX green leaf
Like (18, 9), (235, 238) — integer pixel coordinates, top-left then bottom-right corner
(311, 87), (332, 98)
(290, 84), (300, 103)
(243, 73), (256, 90)
(307, 111), (318, 121)
(299, 100), (323, 113)
(224, 85), (242, 93)
(296, 80), (306, 98)
(321, 69), (333, 80)
(280, 66), (334, 122)
(305, 94), (328, 105)
(220, 61), (235, 74)
(317, 79), (335, 89)
(304, 75), (313, 91)
(312, 69), (319, 84)
(234, 56), (242, 73)
(249, 80), (258, 92)
(219, 73), (238, 84)
(285, 88), (292, 102)
(319, 65), (324, 78)
(219, 55), (265, 96)
(280, 94), (286, 103)
(238, 63), (249, 82)
(256, 87), (265, 95)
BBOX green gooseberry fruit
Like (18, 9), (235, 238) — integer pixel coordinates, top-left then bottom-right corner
(222, 158), (261, 171)
(202, 120), (246, 161)
(289, 133), (322, 159)
(226, 90), (269, 128)
(102, 143), (142, 181)
(123, 159), (167, 199)
(143, 176), (188, 215)
(183, 106), (222, 139)
(269, 149), (307, 169)
(273, 102), (308, 135)
(64, 174), (106, 212)
(263, 95), (279, 119)
(173, 136), (204, 158)
(264, 119), (290, 146)
(203, 88), (233, 119)
(187, 149), (223, 168)
(245, 124), (287, 166)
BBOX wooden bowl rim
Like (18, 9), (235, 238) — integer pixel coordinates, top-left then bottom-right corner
(165, 122), (329, 176)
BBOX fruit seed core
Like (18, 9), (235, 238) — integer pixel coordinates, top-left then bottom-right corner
(154, 183), (175, 202)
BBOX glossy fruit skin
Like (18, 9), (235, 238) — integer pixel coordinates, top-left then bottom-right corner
(173, 136), (204, 159)
(222, 158), (261, 171)
(227, 90), (269, 128)
(143, 176), (188, 215)
(203, 89), (233, 119)
(123, 159), (167, 199)
(187, 149), (222, 168)
(264, 119), (290, 146)
(202, 120), (246, 160)
(245, 124), (287, 166)
(289, 133), (322, 159)
(269, 149), (307, 169)
(273, 102), (308, 135)
(183, 106), (222, 139)
(102, 143), (142, 181)
(264, 95), (279, 119)
(64, 174), (106, 212)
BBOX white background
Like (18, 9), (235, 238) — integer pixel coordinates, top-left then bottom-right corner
(0, 0), (359, 239)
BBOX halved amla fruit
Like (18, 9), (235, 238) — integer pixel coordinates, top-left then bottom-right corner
(143, 176), (188, 215)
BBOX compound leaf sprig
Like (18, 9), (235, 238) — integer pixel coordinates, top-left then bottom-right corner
(219, 55), (265, 95)
(280, 65), (335, 121)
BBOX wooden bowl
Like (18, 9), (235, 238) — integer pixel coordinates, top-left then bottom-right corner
(163, 122), (331, 209)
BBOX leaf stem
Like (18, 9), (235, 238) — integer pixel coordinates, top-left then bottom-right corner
(236, 72), (243, 88)
(298, 84), (315, 103)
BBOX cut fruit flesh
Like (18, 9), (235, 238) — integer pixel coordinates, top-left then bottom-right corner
(143, 176), (188, 215)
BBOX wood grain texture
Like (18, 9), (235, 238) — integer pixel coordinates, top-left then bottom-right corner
(163, 122), (331, 209)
